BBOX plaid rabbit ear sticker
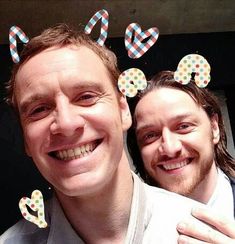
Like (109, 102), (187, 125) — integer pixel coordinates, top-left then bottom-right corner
(174, 54), (211, 88)
(118, 68), (147, 97)
(9, 26), (29, 63)
(84, 9), (109, 46)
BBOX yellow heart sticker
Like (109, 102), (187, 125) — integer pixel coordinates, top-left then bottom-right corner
(19, 190), (47, 228)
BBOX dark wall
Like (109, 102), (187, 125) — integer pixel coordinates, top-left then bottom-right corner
(0, 31), (235, 234)
(107, 31), (235, 139)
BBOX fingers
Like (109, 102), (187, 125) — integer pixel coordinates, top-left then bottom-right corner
(178, 234), (211, 244)
(177, 214), (235, 244)
(191, 207), (235, 238)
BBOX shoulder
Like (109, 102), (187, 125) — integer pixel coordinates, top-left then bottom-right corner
(228, 176), (235, 185)
(0, 219), (49, 244)
(139, 183), (204, 243)
(142, 182), (204, 222)
(144, 182), (200, 206)
(132, 172), (200, 208)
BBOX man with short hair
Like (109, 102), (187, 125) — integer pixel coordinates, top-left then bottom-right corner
(0, 24), (206, 244)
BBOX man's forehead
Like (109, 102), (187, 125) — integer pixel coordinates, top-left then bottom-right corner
(16, 45), (107, 81)
(135, 88), (204, 120)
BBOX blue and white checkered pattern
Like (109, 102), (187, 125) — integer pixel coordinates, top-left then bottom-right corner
(125, 23), (159, 59)
(84, 9), (109, 46)
(9, 25), (29, 63)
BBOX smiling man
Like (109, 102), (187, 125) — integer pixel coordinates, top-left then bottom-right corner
(0, 25), (213, 244)
(127, 70), (235, 243)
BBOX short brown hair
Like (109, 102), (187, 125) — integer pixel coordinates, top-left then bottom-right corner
(6, 23), (120, 110)
(127, 70), (235, 182)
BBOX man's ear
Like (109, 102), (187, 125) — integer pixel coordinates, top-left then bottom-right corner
(24, 141), (32, 157)
(211, 114), (220, 144)
(119, 95), (132, 131)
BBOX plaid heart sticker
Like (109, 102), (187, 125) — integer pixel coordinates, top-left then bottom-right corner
(125, 23), (159, 59)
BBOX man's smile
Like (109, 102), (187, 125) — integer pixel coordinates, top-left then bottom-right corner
(49, 139), (102, 161)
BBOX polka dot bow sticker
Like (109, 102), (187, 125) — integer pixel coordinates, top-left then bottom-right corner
(118, 68), (147, 97)
(174, 54), (211, 88)
(125, 23), (159, 59)
(19, 190), (47, 228)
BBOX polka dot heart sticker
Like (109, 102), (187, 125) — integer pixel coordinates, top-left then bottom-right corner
(19, 190), (47, 228)
(118, 68), (147, 97)
(174, 54), (211, 88)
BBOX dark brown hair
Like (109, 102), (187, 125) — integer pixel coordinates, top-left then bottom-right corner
(127, 70), (235, 182)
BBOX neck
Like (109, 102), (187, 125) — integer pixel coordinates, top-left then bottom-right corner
(189, 163), (218, 204)
(55, 152), (133, 244)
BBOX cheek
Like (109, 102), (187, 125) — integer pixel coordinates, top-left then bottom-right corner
(140, 146), (154, 164)
(22, 120), (49, 147)
(181, 130), (213, 153)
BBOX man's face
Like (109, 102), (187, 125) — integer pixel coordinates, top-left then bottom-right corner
(135, 87), (219, 197)
(15, 45), (131, 197)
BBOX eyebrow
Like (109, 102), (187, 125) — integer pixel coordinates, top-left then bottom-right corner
(19, 94), (49, 115)
(19, 81), (105, 115)
(135, 113), (194, 136)
(71, 81), (104, 92)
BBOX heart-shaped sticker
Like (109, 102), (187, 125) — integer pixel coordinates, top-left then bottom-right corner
(125, 23), (159, 59)
(19, 190), (47, 228)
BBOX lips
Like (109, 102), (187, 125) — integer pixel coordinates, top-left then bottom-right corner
(158, 158), (192, 171)
(49, 139), (101, 161)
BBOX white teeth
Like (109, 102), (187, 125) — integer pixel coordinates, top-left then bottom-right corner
(85, 144), (90, 151)
(55, 142), (97, 160)
(67, 149), (74, 157)
(59, 151), (63, 159)
(74, 147), (81, 155)
(63, 151), (67, 158)
(81, 145), (86, 153)
(162, 161), (188, 170)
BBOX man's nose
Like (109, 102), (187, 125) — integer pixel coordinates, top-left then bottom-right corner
(50, 99), (85, 136)
(158, 128), (182, 157)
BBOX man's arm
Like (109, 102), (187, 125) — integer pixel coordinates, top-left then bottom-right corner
(177, 207), (235, 244)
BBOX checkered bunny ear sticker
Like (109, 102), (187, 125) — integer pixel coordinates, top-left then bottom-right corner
(174, 54), (211, 88)
(125, 23), (159, 59)
(118, 68), (147, 97)
(19, 190), (47, 228)
(9, 26), (29, 63)
(84, 9), (109, 46)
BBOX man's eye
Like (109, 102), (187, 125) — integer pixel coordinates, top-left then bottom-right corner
(31, 106), (48, 115)
(139, 132), (160, 145)
(27, 105), (51, 120)
(145, 133), (156, 140)
(177, 123), (194, 133)
(79, 94), (95, 100)
(75, 93), (98, 106)
(178, 124), (189, 130)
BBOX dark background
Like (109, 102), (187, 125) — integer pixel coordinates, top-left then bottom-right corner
(1, 31), (235, 234)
